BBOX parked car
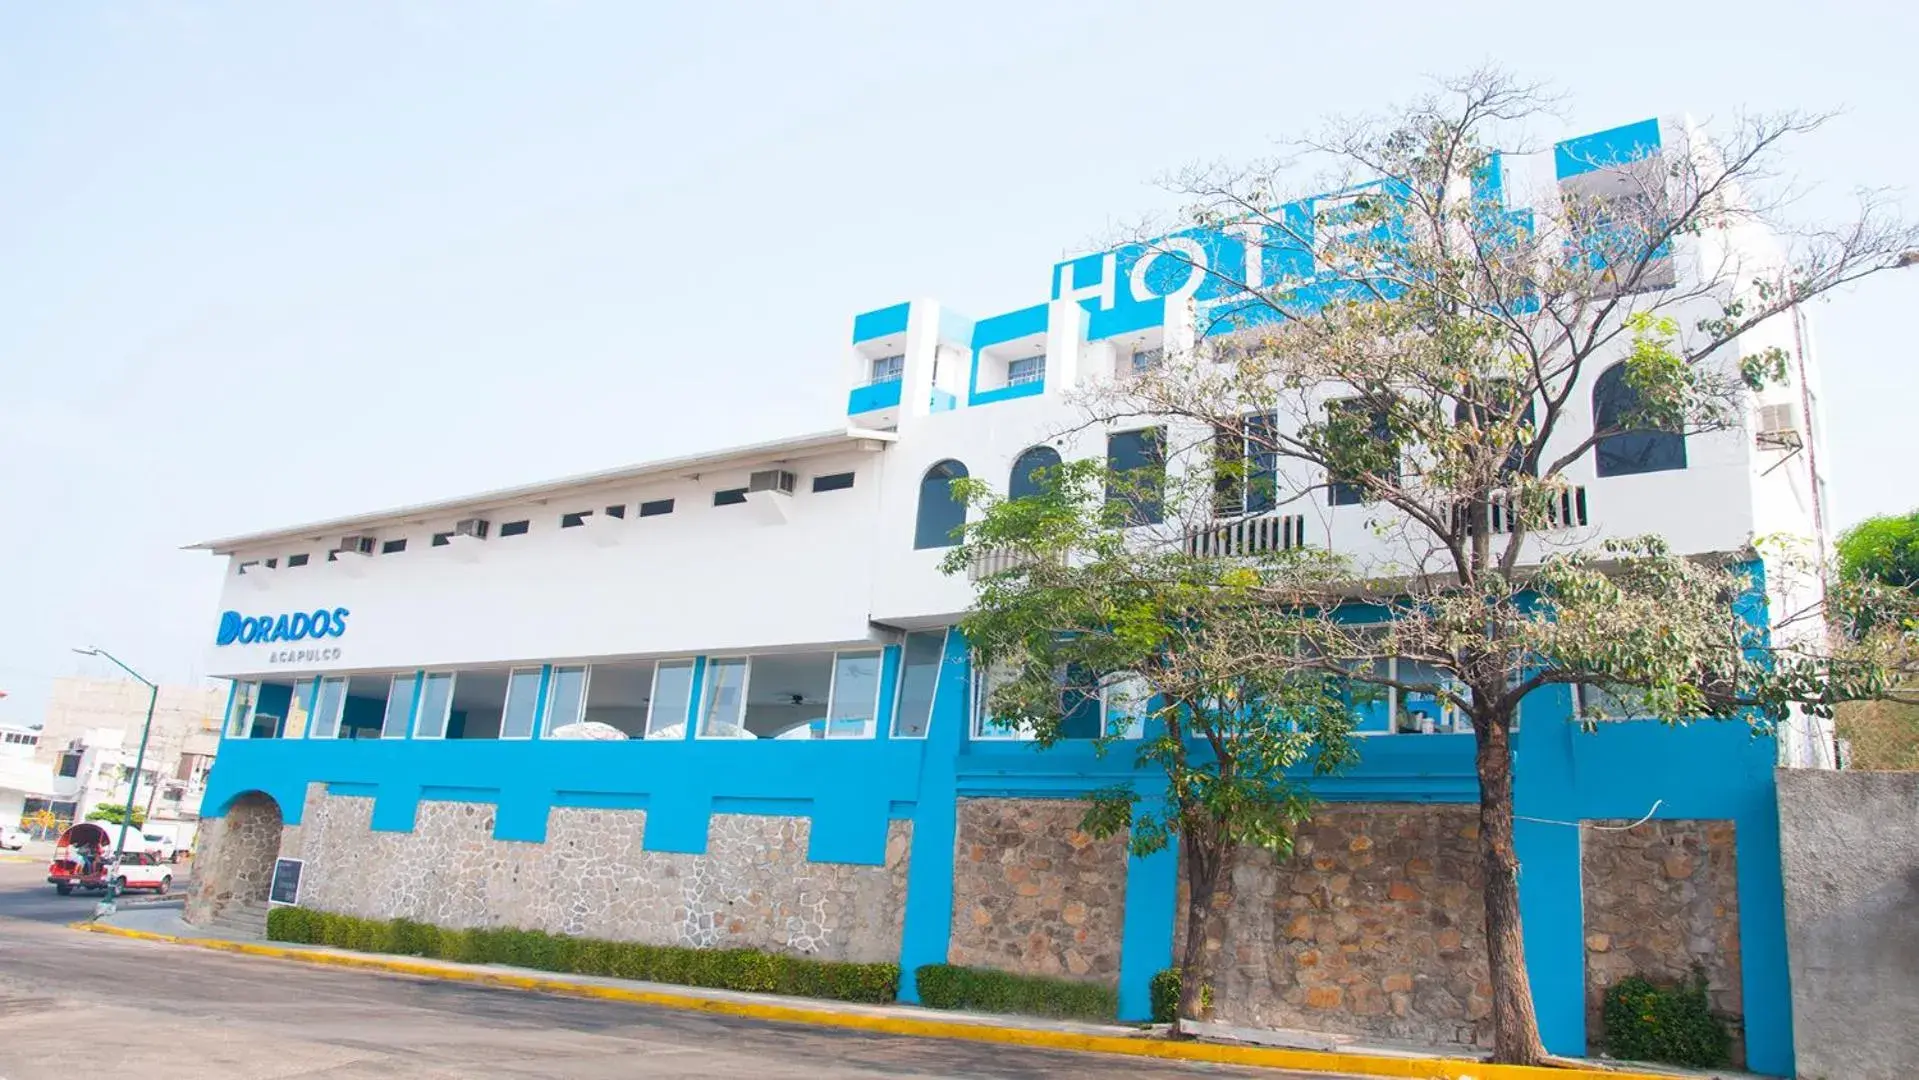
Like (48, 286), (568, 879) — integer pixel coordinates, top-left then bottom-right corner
(1, 826), (27, 851)
(140, 832), (178, 862)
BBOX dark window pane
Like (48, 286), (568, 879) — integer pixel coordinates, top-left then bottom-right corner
(561, 511), (589, 528)
(380, 539), (406, 554)
(914, 460), (968, 549)
(1326, 399), (1396, 506)
(714, 488), (747, 507)
(812, 472), (856, 493)
(603, 504), (626, 519)
(431, 532), (451, 547)
(286, 553), (310, 567)
(1106, 428), (1165, 525)
(1592, 362), (1686, 477)
(500, 520), (531, 537)
(1008, 446), (1062, 501)
(1245, 412), (1278, 514)
(639, 498), (675, 517)
(1455, 384), (1538, 479)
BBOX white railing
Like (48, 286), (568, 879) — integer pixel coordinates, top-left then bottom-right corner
(967, 546), (1063, 582)
(1185, 514), (1309, 557)
(1459, 486), (1590, 536)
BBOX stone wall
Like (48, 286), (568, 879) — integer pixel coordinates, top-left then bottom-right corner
(278, 786), (911, 964)
(1180, 804), (1491, 1049)
(948, 797), (1129, 984)
(1581, 819), (1743, 1065)
(185, 791), (283, 925)
(1778, 768), (1919, 1080)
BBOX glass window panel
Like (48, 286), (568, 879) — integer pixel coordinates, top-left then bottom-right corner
(1348, 659), (1394, 733)
(645, 661), (695, 739)
(542, 666), (590, 735)
(699, 658), (751, 737)
(310, 676), (348, 740)
(1105, 428), (1165, 525)
(892, 631), (945, 738)
(915, 460), (968, 549)
(1008, 446), (1062, 501)
(826, 651), (881, 739)
(226, 682), (258, 739)
(971, 661), (1034, 740)
(1394, 659), (1457, 733)
(382, 674), (417, 738)
(1101, 674), (1149, 739)
(501, 668), (542, 739)
(285, 679), (315, 739)
(414, 673), (456, 739)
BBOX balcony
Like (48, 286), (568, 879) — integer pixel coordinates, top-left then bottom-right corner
(967, 546), (1064, 583)
(846, 376), (904, 419)
(1454, 486), (1590, 536)
(1185, 514), (1309, 557)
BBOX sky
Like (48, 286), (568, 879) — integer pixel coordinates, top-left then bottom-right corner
(2, 1), (1914, 724)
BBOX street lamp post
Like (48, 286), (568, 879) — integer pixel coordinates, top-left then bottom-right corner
(72, 646), (159, 918)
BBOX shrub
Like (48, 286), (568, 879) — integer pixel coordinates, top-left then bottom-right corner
(914, 964), (1117, 1023)
(1149, 968), (1180, 1024)
(263, 908), (898, 1005)
(1601, 972), (1732, 1068)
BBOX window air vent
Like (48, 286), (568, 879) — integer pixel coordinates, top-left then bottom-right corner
(748, 469), (797, 496)
(1185, 515), (1308, 557)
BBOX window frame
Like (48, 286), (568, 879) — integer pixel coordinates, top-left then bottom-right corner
(499, 667), (544, 740)
(1006, 354), (1045, 387)
(890, 629), (948, 740)
(381, 673), (418, 739)
(309, 676), (349, 740)
(540, 665), (591, 736)
(870, 354), (905, 384)
(411, 671), (457, 741)
(225, 682), (259, 739)
(499, 519), (532, 537)
(1591, 361), (1688, 477)
(713, 488), (748, 507)
(821, 649), (884, 740)
(695, 656), (753, 739)
(1098, 672), (1150, 740)
(638, 498), (675, 517)
(1008, 445), (1063, 502)
(914, 460), (970, 550)
(811, 472), (856, 493)
(643, 659), (698, 740)
(1105, 427), (1166, 526)
(970, 659), (1036, 741)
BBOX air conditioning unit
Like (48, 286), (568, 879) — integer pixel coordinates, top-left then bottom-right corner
(335, 535), (376, 557)
(1756, 402), (1802, 450)
(452, 517), (491, 541)
(748, 469), (797, 496)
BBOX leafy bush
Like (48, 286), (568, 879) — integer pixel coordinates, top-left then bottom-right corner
(263, 907), (897, 1004)
(914, 964), (1117, 1022)
(1149, 968), (1180, 1024)
(1602, 972), (1731, 1068)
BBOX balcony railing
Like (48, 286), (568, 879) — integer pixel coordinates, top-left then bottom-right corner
(1184, 514), (1309, 558)
(1454, 486), (1590, 536)
(967, 546), (1064, 582)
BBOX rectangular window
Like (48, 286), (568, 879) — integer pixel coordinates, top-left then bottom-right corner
(1100, 674), (1149, 739)
(309, 676), (349, 739)
(1326, 398), (1397, 507)
(892, 630), (946, 738)
(1130, 346), (1163, 376)
(381, 539), (407, 554)
(603, 504), (626, 519)
(825, 651), (883, 739)
(431, 532), (452, 547)
(500, 668), (542, 739)
(414, 673), (456, 739)
(561, 511), (590, 528)
(812, 472), (855, 493)
(971, 660), (1034, 740)
(1007, 355), (1044, 386)
(870, 354), (904, 383)
(698, 658), (750, 737)
(1577, 682), (1651, 721)
(1106, 428), (1166, 525)
(645, 660), (696, 739)
(639, 498), (675, 517)
(57, 751), (82, 778)
(713, 488), (747, 507)
(225, 682), (259, 738)
(286, 553), (310, 567)
(382, 673), (417, 738)
(542, 665), (589, 735)
(500, 520), (531, 537)
(286, 679), (316, 739)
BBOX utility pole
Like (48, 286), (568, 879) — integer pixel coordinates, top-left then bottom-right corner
(72, 647), (158, 919)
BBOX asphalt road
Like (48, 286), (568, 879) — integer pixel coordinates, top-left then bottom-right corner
(0, 863), (1320, 1079)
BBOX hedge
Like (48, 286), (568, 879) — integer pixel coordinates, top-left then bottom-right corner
(1601, 972), (1731, 1068)
(1149, 968), (1180, 1024)
(914, 963), (1117, 1023)
(265, 907), (898, 1005)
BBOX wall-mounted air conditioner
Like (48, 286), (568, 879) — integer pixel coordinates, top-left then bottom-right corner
(335, 535), (376, 557)
(748, 469), (797, 496)
(1756, 402), (1803, 450)
(452, 518), (491, 541)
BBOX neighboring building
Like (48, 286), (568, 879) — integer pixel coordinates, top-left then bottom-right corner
(186, 119), (1825, 1073)
(0, 722), (55, 834)
(29, 677), (225, 830)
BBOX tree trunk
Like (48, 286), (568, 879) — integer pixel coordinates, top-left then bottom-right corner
(1473, 706), (1550, 1065)
(1175, 823), (1232, 1028)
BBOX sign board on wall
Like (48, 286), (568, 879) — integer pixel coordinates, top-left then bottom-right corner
(269, 857), (304, 906)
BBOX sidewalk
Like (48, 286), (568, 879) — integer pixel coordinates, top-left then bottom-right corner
(74, 911), (1733, 1080)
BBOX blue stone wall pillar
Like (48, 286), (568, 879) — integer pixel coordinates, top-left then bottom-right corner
(1115, 790), (1177, 1021)
(896, 629), (970, 1002)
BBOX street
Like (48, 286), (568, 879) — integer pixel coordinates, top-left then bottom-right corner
(0, 863), (1305, 1079)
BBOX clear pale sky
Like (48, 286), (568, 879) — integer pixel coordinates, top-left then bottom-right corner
(2, 2), (1913, 723)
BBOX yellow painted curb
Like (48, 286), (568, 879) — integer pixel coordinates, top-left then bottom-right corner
(73, 921), (1670, 1080)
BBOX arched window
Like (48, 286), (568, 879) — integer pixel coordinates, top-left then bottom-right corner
(1008, 445), (1062, 500)
(915, 460), (969, 549)
(1591, 362), (1686, 477)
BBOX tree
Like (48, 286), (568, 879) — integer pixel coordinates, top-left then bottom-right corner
(1838, 511), (1919, 590)
(86, 803), (145, 828)
(1072, 71), (1917, 1064)
(944, 458), (1359, 1024)
(25, 807), (59, 839)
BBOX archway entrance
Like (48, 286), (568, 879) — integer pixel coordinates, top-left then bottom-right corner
(184, 791), (283, 931)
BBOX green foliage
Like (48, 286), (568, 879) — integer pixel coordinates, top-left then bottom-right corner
(264, 908), (898, 1004)
(1149, 968), (1181, 1024)
(1838, 511), (1919, 590)
(85, 804), (145, 827)
(914, 964), (1118, 1022)
(1601, 973), (1731, 1068)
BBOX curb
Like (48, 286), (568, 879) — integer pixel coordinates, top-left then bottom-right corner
(72, 922), (1672, 1080)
